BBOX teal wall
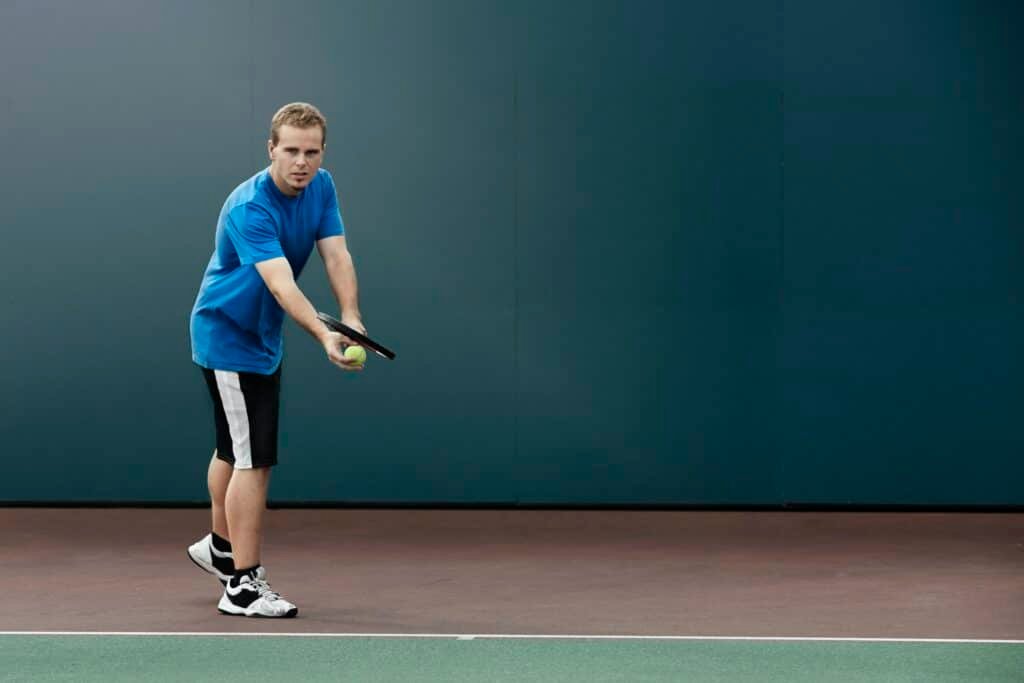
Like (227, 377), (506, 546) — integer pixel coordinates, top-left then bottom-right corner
(781, 1), (1024, 504)
(0, 1), (1020, 504)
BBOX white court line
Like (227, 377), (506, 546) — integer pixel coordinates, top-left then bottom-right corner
(0, 632), (1022, 644)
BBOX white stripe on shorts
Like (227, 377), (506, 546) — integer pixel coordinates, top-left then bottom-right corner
(213, 370), (253, 469)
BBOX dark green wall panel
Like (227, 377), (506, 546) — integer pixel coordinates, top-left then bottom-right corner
(781, 1), (1024, 503)
(249, 1), (520, 502)
(1, 1), (1021, 504)
(514, 1), (783, 503)
(0, 1), (251, 501)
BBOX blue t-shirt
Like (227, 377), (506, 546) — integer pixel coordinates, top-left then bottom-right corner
(190, 167), (345, 374)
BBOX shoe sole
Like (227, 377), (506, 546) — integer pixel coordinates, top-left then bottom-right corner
(187, 549), (230, 586)
(216, 610), (296, 618)
(218, 605), (298, 618)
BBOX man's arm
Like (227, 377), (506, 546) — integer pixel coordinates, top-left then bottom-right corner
(316, 235), (365, 334)
(254, 257), (361, 371)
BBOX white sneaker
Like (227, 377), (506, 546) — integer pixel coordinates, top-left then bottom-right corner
(218, 567), (298, 618)
(187, 533), (233, 586)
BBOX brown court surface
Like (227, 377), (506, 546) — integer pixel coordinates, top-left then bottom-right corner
(1, 509), (1022, 638)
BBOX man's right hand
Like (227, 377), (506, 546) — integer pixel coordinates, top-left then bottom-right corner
(321, 330), (363, 371)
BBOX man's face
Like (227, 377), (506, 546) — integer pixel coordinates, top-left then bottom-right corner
(268, 124), (324, 195)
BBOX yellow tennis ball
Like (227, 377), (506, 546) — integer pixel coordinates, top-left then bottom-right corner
(344, 345), (367, 365)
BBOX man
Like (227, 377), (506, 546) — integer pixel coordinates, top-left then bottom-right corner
(186, 102), (364, 618)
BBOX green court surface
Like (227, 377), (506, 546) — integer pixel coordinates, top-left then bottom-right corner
(1, 635), (1022, 682)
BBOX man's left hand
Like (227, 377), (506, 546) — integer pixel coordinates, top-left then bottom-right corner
(342, 315), (366, 337)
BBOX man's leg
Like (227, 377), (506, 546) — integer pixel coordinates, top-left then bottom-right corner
(196, 368), (240, 572)
(219, 460), (294, 617)
(208, 451), (232, 540)
(204, 366), (295, 617)
(187, 450), (236, 584)
(224, 466), (271, 570)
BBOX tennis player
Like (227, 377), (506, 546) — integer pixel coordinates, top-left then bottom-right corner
(187, 102), (364, 617)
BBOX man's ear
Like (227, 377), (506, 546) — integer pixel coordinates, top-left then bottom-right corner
(267, 139), (274, 160)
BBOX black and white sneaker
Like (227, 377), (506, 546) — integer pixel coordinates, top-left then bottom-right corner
(187, 534), (234, 586)
(218, 567), (298, 618)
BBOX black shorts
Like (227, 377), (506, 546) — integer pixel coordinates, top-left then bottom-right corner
(202, 366), (282, 469)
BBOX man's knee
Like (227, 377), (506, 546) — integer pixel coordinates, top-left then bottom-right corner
(231, 465), (273, 484)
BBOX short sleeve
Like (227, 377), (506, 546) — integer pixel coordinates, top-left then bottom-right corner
(317, 171), (345, 240)
(226, 203), (285, 265)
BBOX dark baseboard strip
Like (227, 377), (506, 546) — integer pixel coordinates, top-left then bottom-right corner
(0, 501), (1021, 512)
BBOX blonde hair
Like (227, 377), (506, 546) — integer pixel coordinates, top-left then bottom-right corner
(270, 102), (327, 146)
